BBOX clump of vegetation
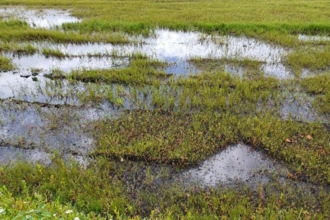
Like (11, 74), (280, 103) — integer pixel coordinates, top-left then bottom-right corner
(93, 109), (330, 185)
(284, 46), (330, 70)
(0, 42), (38, 55)
(42, 47), (67, 58)
(301, 74), (330, 94)
(1, 150), (330, 219)
(0, 185), (110, 219)
(0, 20), (133, 44)
(189, 57), (264, 79)
(0, 157), (127, 217)
(68, 59), (169, 85)
(0, 56), (14, 71)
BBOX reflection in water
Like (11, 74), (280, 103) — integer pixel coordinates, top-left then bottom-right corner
(3, 29), (292, 78)
(298, 34), (330, 42)
(11, 54), (128, 72)
(182, 143), (287, 186)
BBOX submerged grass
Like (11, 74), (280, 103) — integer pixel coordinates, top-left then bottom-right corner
(189, 57), (263, 77)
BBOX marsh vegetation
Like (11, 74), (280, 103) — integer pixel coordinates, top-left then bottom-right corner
(1, 0), (330, 219)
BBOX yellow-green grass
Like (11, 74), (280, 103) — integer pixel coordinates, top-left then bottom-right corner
(1, 1), (330, 42)
(67, 59), (169, 85)
(0, 55), (14, 71)
(301, 74), (330, 95)
(0, 185), (110, 219)
(1, 154), (330, 219)
(0, 21), (132, 44)
(1, 0), (330, 26)
(0, 41), (38, 54)
(284, 46), (330, 70)
(1, 0), (330, 219)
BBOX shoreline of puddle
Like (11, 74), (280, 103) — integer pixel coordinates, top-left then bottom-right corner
(1, 142), (323, 198)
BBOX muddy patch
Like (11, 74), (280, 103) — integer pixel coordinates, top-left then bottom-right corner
(0, 101), (121, 156)
(0, 146), (51, 164)
(0, 7), (81, 29)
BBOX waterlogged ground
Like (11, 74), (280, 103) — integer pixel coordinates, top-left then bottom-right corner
(0, 7), (80, 29)
(3, 29), (293, 77)
(1, 4), (330, 219)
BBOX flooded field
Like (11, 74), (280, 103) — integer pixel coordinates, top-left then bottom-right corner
(1, 2), (330, 219)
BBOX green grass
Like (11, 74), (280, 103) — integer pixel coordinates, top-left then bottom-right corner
(1, 1), (330, 47)
(0, 55), (15, 71)
(284, 46), (330, 70)
(1, 0), (330, 219)
(301, 74), (330, 95)
(42, 47), (67, 58)
(0, 185), (110, 219)
(1, 43), (38, 54)
(0, 157), (127, 217)
(0, 20), (132, 44)
(2, 0), (330, 27)
(93, 107), (330, 184)
(67, 59), (169, 85)
(188, 57), (264, 79)
(1, 153), (330, 219)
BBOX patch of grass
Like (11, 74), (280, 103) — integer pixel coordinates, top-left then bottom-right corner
(0, 42), (38, 54)
(0, 20), (132, 44)
(301, 74), (330, 95)
(0, 157), (127, 217)
(93, 109), (330, 186)
(42, 47), (67, 58)
(0, 56), (14, 71)
(63, 21), (154, 36)
(0, 185), (110, 219)
(284, 46), (330, 70)
(1, 1), (330, 46)
(1, 153), (330, 219)
(313, 92), (330, 116)
(2, 1), (330, 31)
(68, 59), (169, 85)
(1, 0), (330, 219)
(189, 57), (263, 77)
